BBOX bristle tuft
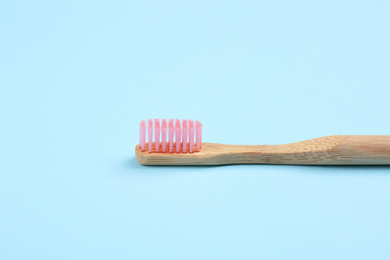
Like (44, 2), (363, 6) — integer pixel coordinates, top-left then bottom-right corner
(169, 119), (174, 153)
(161, 119), (167, 152)
(139, 120), (146, 151)
(154, 119), (160, 152)
(148, 119), (153, 153)
(189, 120), (194, 153)
(182, 120), (187, 153)
(175, 119), (181, 153)
(196, 121), (201, 152)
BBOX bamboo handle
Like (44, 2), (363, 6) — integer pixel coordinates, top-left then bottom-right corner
(320, 135), (390, 165)
(218, 135), (390, 165)
(135, 135), (390, 165)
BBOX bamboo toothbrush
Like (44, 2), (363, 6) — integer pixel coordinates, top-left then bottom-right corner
(135, 119), (390, 165)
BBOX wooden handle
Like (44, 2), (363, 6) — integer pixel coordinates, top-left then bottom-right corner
(215, 135), (390, 165)
(323, 135), (390, 165)
(135, 135), (390, 165)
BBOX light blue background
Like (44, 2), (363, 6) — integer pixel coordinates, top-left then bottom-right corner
(1, 0), (390, 259)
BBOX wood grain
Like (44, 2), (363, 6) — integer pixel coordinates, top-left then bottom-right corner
(135, 135), (390, 165)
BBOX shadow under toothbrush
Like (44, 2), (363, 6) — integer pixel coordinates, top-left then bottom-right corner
(126, 156), (390, 171)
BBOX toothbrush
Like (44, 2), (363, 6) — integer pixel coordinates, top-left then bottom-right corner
(136, 119), (390, 165)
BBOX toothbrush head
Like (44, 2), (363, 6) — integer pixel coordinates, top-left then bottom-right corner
(139, 119), (202, 154)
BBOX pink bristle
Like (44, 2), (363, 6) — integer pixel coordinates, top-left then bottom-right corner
(148, 119), (153, 153)
(182, 120), (187, 153)
(139, 120), (146, 151)
(161, 119), (167, 152)
(189, 120), (194, 153)
(175, 119), (181, 153)
(168, 119), (174, 153)
(196, 121), (201, 152)
(154, 119), (160, 152)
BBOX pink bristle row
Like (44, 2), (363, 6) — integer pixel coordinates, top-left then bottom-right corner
(169, 119), (174, 153)
(154, 119), (160, 152)
(175, 119), (181, 153)
(189, 120), (194, 153)
(195, 121), (202, 152)
(182, 120), (187, 153)
(161, 119), (167, 152)
(148, 119), (153, 153)
(139, 119), (202, 153)
(139, 120), (146, 151)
